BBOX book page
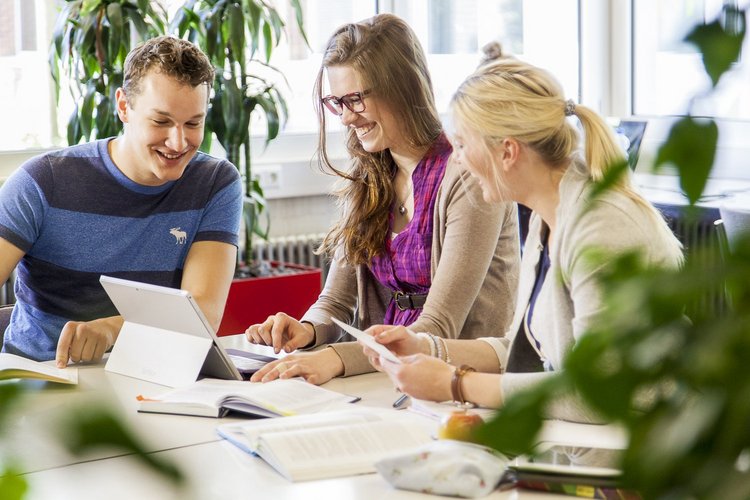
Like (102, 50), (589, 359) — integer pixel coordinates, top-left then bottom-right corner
(0, 353), (78, 384)
(220, 409), (386, 453)
(140, 377), (357, 417)
(257, 417), (433, 481)
(227, 378), (357, 416)
(408, 398), (497, 421)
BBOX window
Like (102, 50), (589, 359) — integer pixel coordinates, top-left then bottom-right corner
(633, 0), (750, 119)
(0, 0), (55, 150)
(270, 0), (580, 134)
(0, 0), (581, 150)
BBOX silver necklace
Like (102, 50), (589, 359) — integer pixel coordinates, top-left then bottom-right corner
(397, 180), (413, 216)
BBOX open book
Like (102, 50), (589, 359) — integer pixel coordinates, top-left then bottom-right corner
(0, 353), (78, 384)
(217, 409), (434, 481)
(136, 378), (359, 418)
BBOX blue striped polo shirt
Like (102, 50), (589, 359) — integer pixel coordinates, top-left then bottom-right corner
(0, 139), (242, 361)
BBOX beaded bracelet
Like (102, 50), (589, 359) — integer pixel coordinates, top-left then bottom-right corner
(416, 332), (436, 357)
(435, 336), (451, 364)
(428, 334), (444, 361)
(451, 364), (476, 405)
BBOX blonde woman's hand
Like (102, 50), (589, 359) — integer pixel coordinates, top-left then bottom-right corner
(249, 348), (344, 386)
(378, 354), (453, 403)
(365, 325), (430, 356)
(245, 312), (315, 354)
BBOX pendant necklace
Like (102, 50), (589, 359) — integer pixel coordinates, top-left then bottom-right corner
(397, 180), (413, 216)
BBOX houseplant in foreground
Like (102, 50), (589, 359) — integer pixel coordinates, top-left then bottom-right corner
(477, 6), (749, 499)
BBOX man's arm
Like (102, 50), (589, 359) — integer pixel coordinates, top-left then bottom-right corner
(180, 240), (237, 331)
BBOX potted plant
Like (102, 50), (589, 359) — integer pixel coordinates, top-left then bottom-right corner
(169, 1), (321, 335)
(476, 5), (749, 499)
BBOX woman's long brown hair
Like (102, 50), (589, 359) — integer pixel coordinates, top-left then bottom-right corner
(313, 13), (442, 265)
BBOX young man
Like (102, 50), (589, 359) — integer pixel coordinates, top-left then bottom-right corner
(0, 36), (242, 366)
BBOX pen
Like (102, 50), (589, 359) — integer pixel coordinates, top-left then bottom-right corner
(393, 394), (410, 409)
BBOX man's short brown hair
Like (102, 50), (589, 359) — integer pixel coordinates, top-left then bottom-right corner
(122, 36), (214, 104)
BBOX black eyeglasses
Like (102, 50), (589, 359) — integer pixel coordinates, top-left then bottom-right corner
(321, 89), (371, 115)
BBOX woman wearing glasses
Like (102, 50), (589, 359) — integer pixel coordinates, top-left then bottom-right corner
(246, 13), (520, 385)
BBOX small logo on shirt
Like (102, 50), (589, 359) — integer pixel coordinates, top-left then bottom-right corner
(170, 227), (187, 244)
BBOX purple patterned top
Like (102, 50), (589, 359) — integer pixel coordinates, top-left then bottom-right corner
(369, 134), (451, 326)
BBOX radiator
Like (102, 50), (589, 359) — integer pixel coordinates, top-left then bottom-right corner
(253, 233), (329, 285)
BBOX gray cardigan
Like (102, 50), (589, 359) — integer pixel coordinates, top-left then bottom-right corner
(481, 165), (683, 422)
(301, 165), (521, 376)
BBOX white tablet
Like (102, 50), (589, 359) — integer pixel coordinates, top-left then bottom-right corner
(101, 275), (243, 386)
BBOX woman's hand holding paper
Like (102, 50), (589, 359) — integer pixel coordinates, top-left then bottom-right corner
(375, 354), (454, 403)
(360, 325), (429, 370)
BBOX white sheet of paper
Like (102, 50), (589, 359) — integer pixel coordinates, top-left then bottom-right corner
(330, 318), (401, 364)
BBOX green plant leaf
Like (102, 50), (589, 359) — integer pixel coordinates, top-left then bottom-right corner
(60, 406), (184, 484)
(67, 105), (82, 145)
(289, 0), (309, 47)
(48, 49), (61, 101)
(0, 383), (24, 430)
(263, 21), (272, 62)
(80, 82), (97, 140)
(95, 96), (111, 138)
(106, 3), (123, 68)
(586, 158), (630, 204)
(476, 377), (563, 457)
(204, 14), (218, 61)
(81, 0), (101, 17)
(208, 87), (227, 151)
(221, 76), (242, 149)
(685, 6), (745, 87)
(228, 2), (245, 72)
(0, 469), (28, 500)
(267, 8), (284, 47)
(129, 13), (150, 39)
(256, 94), (280, 144)
(246, 0), (262, 57)
(654, 117), (717, 205)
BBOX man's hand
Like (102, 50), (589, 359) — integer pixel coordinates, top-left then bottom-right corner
(55, 316), (124, 368)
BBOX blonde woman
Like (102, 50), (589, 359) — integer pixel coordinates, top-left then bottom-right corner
(364, 52), (683, 423)
(246, 15), (519, 384)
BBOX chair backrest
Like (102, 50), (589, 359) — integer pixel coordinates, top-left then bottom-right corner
(719, 204), (750, 253)
(0, 304), (13, 351)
